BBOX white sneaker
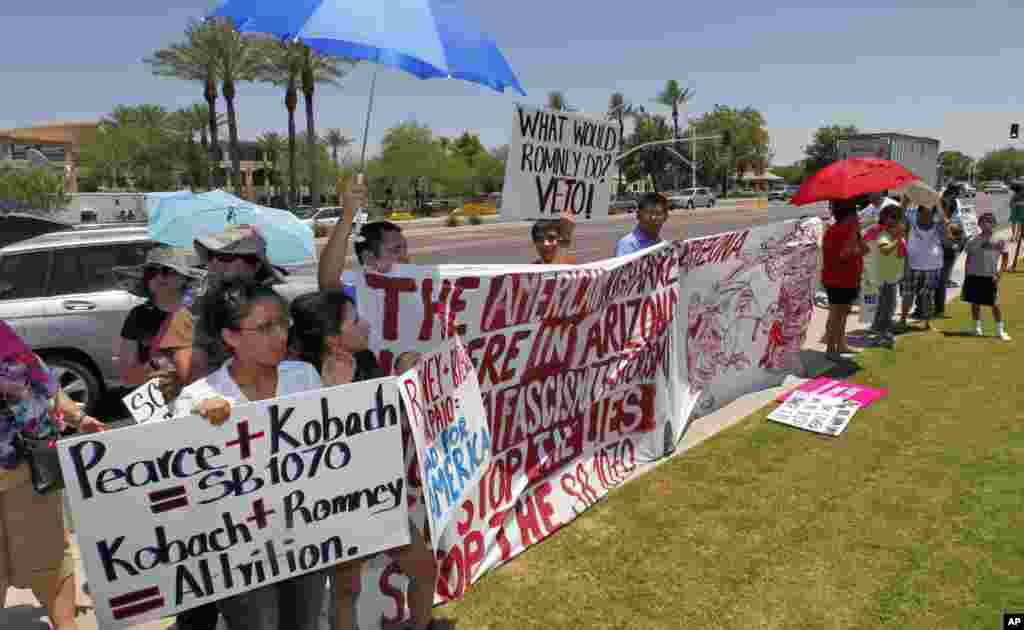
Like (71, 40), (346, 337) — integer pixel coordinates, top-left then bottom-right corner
(970, 328), (983, 337)
(998, 330), (1012, 341)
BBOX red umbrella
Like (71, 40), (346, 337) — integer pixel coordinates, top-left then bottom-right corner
(790, 157), (919, 206)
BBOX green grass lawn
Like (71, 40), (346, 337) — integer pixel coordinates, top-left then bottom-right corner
(438, 274), (1024, 630)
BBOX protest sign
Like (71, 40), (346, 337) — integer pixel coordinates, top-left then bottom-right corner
(776, 376), (887, 408)
(500, 105), (618, 221)
(398, 336), (491, 551)
(341, 218), (821, 627)
(768, 390), (859, 436)
(60, 379), (409, 628)
(674, 219), (821, 417)
(122, 378), (173, 424)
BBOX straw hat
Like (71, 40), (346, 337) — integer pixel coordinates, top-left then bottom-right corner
(113, 246), (205, 297)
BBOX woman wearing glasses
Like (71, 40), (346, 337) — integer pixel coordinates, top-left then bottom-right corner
(172, 277), (326, 630)
(113, 246), (202, 387)
(289, 290), (439, 630)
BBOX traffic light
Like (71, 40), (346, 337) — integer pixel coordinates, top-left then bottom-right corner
(1011, 123), (1019, 140)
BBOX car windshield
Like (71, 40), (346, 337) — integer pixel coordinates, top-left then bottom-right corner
(292, 207), (316, 219)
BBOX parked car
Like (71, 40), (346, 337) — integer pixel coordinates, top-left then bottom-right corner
(767, 186), (798, 202)
(609, 195), (639, 214)
(299, 206), (344, 230)
(0, 226), (317, 414)
(668, 187), (716, 210)
(981, 182), (1010, 194)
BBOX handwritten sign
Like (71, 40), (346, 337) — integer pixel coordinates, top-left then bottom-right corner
(397, 336), (491, 550)
(122, 379), (172, 423)
(59, 378), (410, 628)
(768, 391), (860, 436)
(501, 105), (618, 221)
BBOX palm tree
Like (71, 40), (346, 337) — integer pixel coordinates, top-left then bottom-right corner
(256, 40), (305, 207)
(144, 20), (223, 178)
(204, 18), (262, 196)
(323, 128), (352, 167)
(608, 93), (640, 193)
(257, 132), (286, 200)
(655, 80), (694, 188)
(547, 91), (572, 112)
(300, 47), (355, 207)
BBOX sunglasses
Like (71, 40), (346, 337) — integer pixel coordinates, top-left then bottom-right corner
(210, 252), (261, 265)
(144, 266), (179, 278)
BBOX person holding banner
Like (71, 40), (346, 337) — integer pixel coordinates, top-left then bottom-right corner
(532, 218), (576, 264)
(615, 192), (670, 257)
(171, 279), (327, 630)
(0, 321), (105, 630)
(289, 290), (439, 630)
(112, 246), (202, 387)
(821, 198), (868, 360)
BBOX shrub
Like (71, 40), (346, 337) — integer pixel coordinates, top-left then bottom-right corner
(445, 214), (462, 228)
(468, 215), (483, 226)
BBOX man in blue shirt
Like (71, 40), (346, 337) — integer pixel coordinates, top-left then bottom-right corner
(615, 192), (670, 257)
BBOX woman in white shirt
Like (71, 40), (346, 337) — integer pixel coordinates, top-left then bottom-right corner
(174, 278), (326, 630)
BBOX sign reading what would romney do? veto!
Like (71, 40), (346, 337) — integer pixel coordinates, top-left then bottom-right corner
(501, 105), (619, 221)
(58, 378), (410, 629)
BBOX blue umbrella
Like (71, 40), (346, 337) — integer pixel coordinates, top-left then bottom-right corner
(209, 0), (525, 96)
(148, 190), (316, 266)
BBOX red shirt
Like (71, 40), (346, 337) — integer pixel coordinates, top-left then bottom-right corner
(821, 219), (863, 289)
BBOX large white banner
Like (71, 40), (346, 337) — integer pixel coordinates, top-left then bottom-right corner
(346, 218), (821, 627)
(500, 105), (618, 221)
(59, 379), (409, 628)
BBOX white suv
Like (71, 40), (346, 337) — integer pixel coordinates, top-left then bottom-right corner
(669, 187), (716, 210)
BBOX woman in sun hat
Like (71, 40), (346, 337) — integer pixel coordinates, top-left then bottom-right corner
(112, 246), (204, 388)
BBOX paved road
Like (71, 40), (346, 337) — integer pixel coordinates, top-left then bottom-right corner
(333, 200), (830, 266)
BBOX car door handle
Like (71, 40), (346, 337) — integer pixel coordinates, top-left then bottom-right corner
(63, 300), (96, 311)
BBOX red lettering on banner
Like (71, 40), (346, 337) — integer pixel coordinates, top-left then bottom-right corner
(401, 376), (424, 430)
(477, 333), (507, 388)
(365, 274), (417, 341)
(587, 384), (656, 444)
(418, 277), (479, 341)
(489, 508), (513, 560)
(378, 561), (405, 625)
(677, 229), (750, 273)
(515, 481), (560, 547)
(522, 321), (577, 380)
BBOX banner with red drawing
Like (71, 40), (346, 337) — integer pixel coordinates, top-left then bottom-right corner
(348, 218), (821, 628)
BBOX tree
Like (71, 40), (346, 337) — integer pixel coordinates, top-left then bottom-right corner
(621, 113), (674, 192)
(655, 80), (694, 188)
(172, 103), (222, 189)
(546, 91), (573, 112)
(144, 20), (223, 178)
(608, 93), (641, 193)
(256, 40), (305, 207)
(976, 148), (1024, 182)
(257, 132), (286, 199)
(324, 128), (353, 166)
(771, 163), (806, 185)
(81, 105), (183, 191)
(300, 47), (356, 206)
(368, 122), (444, 203)
(207, 18), (262, 195)
(0, 166), (69, 211)
(803, 124), (858, 175)
(689, 106), (772, 194)
(939, 150), (974, 182)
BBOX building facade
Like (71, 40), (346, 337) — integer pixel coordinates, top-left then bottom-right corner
(837, 133), (940, 189)
(0, 122), (99, 194)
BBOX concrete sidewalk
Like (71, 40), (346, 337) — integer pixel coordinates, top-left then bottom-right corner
(2, 237), (996, 630)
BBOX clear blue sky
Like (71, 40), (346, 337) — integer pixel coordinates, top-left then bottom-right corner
(2, 0), (1022, 165)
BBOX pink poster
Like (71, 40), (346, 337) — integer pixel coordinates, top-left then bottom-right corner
(776, 377), (887, 408)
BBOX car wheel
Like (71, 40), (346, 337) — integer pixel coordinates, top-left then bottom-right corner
(45, 356), (103, 416)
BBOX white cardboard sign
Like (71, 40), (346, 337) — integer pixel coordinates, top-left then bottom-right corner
(60, 378), (410, 628)
(767, 391), (859, 437)
(122, 379), (173, 424)
(500, 105), (618, 221)
(397, 336), (492, 551)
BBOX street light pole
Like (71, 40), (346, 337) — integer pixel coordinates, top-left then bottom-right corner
(359, 66), (379, 173)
